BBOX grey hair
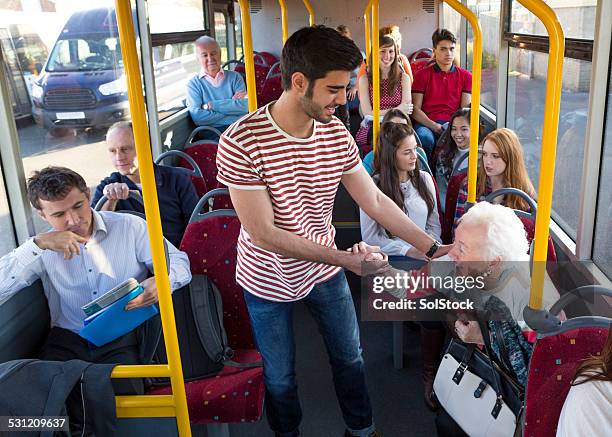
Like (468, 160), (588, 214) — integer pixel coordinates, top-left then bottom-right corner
(459, 202), (530, 262)
(106, 121), (133, 140)
(195, 35), (219, 48)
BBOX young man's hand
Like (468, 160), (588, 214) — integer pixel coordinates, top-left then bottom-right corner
(345, 242), (390, 276)
(34, 231), (88, 260)
(125, 277), (159, 310)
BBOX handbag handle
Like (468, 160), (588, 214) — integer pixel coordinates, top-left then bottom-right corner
(476, 318), (508, 419)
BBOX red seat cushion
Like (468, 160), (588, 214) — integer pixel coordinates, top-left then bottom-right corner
(260, 75), (283, 106)
(180, 216), (255, 350)
(147, 349), (264, 424)
(523, 326), (608, 437)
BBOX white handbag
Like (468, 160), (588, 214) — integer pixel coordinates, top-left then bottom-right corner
(433, 338), (523, 437)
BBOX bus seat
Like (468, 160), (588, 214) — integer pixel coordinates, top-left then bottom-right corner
(409, 58), (435, 76)
(149, 210), (264, 424)
(259, 61), (282, 106)
(408, 48), (433, 63)
(155, 149), (207, 197)
(183, 140), (221, 196)
(189, 189), (233, 219)
(441, 171), (467, 243)
(523, 286), (611, 437)
(0, 280), (50, 363)
(258, 51), (279, 67)
(181, 209), (255, 350)
(147, 349), (264, 425)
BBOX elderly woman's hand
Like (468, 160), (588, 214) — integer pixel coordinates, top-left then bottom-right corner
(454, 320), (485, 345)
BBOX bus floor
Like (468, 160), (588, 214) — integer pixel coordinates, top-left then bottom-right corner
(227, 275), (437, 437)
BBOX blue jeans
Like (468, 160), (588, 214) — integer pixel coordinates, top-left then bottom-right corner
(244, 271), (374, 437)
(415, 121), (448, 158)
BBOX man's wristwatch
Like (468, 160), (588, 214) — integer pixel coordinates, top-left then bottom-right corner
(425, 240), (441, 259)
(202, 103), (210, 111)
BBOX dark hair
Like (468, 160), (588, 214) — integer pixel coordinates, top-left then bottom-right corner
(382, 109), (412, 127)
(27, 166), (89, 210)
(572, 328), (612, 386)
(432, 28), (456, 48)
(367, 35), (402, 97)
(438, 107), (471, 179)
(374, 123), (435, 235)
(281, 26), (363, 91)
(336, 24), (349, 34)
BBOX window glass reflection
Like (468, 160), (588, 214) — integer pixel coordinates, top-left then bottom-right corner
(506, 48), (591, 239)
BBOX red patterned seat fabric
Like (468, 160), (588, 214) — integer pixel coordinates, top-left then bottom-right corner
(518, 215), (557, 262)
(523, 326), (609, 437)
(260, 74), (283, 106)
(181, 142), (220, 196)
(180, 215), (255, 349)
(441, 172), (467, 243)
(147, 349), (264, 424)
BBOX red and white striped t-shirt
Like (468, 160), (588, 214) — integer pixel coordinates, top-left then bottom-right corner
(216, 104), (362, 302)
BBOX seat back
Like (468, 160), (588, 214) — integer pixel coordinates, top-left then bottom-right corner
(180, 211), (255, 350)
(182, 142), (220, 196)
(409, 58), (434, 75)
(441, 171), (467, 243)
(259, 61), (283, 106)
(258, 51), (279, 67)
(524, 319), (609, 437)
(155, 149), (207, 196)
(408, 48), (433, 63)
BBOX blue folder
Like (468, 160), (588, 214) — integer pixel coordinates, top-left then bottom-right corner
(79, 285), (159, 347)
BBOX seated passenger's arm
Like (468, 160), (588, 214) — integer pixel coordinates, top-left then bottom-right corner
(134, 217), (192, 291)
(358, 75), (373, 117)
(0, 240), (45, 300)
(389, 72), (413, 115)
(186, 78), (227, 126)
(411, 93), (438, 131)
(424, 175), (442, 241)
(460, 91), (471, 108)
(209, 74), (249, 115)
(343, 166), (437, 255)
(359, 208), (412, 256)
(453, 181), (469, 230)
(177, 172), (199, 224)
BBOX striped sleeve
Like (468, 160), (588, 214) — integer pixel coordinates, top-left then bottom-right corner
(216, 132), (267, 190)
(343, 132), (362, 174)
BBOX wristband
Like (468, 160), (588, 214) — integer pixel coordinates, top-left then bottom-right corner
(425, 240), (440, 259)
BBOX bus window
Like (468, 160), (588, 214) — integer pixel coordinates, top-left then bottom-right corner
(506, 51), (591, 240)
(214, 11), (229, 63)
(234, 1), (243, 60)
(0, 163), (17, 257)
(6, 5), (122, 233)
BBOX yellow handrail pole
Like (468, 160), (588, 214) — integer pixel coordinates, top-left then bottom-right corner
(370, 1), (380, 150)
(238, 0), (258, 111)
(364, 9), (371, 60)
(113, 1), (191, 435)
(518, 0), (564, 311)
(302, 0), (315, 26)
(442, 0), (482, 205)
(278, 0), (289, 44)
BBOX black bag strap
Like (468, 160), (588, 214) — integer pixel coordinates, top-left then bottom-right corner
(190, 275), (262, 368)
(492, 320), (519, 382)
(476, 318), (508, 419)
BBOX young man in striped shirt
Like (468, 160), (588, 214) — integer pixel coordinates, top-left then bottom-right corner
(217, 26), (447, 437)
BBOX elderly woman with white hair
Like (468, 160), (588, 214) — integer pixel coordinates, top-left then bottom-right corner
(370, 201), (559, 387)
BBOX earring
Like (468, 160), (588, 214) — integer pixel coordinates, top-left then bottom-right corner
(482, 268), (492, 278)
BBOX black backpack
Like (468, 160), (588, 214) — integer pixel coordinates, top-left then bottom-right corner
(152, 275), (261, 384)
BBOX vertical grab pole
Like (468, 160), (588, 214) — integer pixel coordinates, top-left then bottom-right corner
(517, 0), (564, 311)
(371, 0), (380, 151)
(302, 0), (315, 26)
(442, 0), (482, 206)
(114, 1), (191, 435)
(278, 0), (289, 44)
(238, 0), (258, 111)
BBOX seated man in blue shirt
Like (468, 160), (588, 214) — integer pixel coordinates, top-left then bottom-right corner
(186, 36), (249, 133)
(91, 121), (199, 248)
(0, 166), (192, 432)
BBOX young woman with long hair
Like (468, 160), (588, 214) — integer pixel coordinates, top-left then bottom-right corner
(355, 35), (413, 155)
(433, 107), (471, 211)
(360, 122), (441, 258)
(556, 329), (612, 436)
(453, 128), (535, 228)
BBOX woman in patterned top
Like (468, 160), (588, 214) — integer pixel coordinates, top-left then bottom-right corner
(453, 128), (535, 231)
(356, 35), (413, 155)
